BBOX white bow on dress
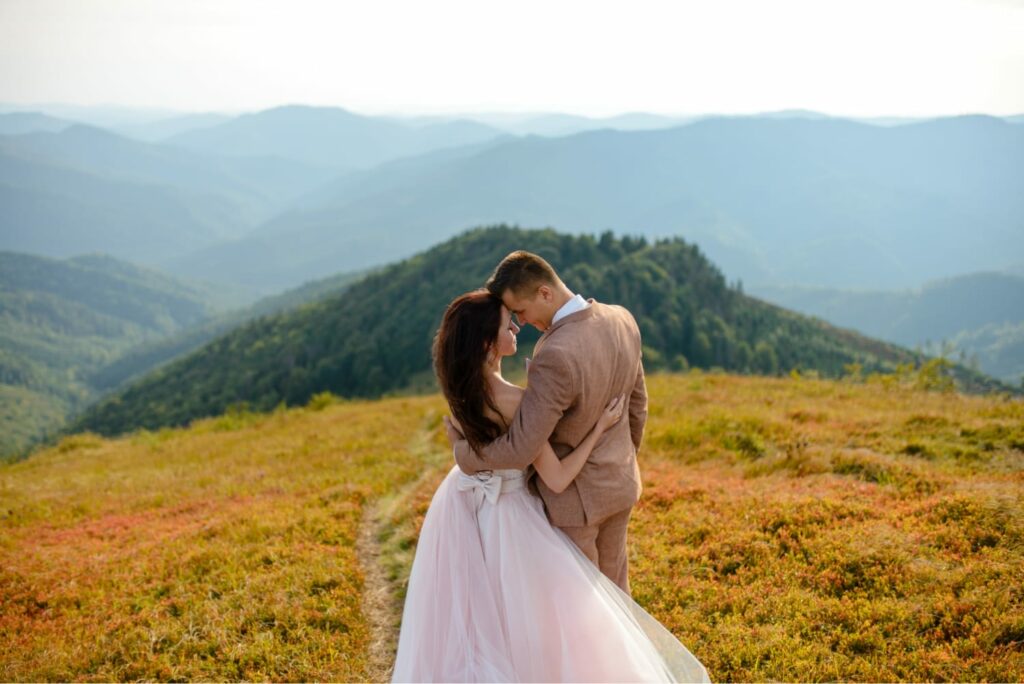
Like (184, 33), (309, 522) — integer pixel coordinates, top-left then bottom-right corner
(456, 472), (503, 507)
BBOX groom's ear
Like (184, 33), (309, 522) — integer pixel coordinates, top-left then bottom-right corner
(537, 284), (553, 302)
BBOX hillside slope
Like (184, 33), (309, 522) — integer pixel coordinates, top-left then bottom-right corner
(70, 226), (1004, 440)
(755, 272), (1024, 384)
(1, 252), (369, 460)
(0, 252), (217, 457)
(3, 373), (1022, 681)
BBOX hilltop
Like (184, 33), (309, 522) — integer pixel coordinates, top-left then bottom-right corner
(67, 225), (1002, 442)
(2, 372), (1022, 680)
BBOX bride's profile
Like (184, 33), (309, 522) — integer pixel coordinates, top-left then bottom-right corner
(391, 289), (710, 683)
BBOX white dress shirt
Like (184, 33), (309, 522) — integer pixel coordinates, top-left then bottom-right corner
(551, 293), (590, 326)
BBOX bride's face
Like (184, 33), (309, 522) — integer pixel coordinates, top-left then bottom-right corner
(495, 305), (520, 357)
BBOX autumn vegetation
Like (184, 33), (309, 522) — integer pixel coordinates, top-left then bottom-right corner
(2, 368), (1022, 681)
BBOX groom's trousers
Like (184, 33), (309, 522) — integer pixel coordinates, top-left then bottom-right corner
(559, 506), (633, 595)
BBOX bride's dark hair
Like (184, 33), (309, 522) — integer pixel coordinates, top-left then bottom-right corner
(433, 289), (508, 457)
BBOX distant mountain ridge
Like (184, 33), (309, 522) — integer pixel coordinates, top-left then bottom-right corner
(165, 104), (504, 169)
(385, 108), (1015, 135)
(5, 106), (1020, 300)
(0, 124), (339, 273)
(168, 115), (1024, 294)
(945, 322), (1024, 386)
(0, 111), (73, 135)
(113, 112), (233, 141)
(754, 271), (1024, 384)
(6, 102), (1023, 137)
(3, 124), (339, 215)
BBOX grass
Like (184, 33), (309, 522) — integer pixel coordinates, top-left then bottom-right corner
(1, 371), (1022, 681)
(631, 372), (1024, 681)
(1, 394), (447, 681)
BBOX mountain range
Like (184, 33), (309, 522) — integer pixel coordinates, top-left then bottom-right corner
(6, 103), (1024, 139)
(3, 105), (1020, 300)
(164, 104), (504, 169)
(2, 103), (1021, 455)
(0, 124), (338, 274)
(162, 114), (1024, 296)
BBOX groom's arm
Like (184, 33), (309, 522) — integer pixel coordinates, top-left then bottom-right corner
(628, 357), (648, 452)
(453, 348), (576, 473)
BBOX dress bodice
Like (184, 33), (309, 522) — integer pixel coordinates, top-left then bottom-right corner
(491, 468), (526, 480)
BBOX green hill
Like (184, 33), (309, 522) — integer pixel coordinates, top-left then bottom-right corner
(71, 226), (1009, 440)
(87, 268), (370, 393)
(0, 251), (219, 457)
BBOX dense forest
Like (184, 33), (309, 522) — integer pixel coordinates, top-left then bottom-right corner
(0, 252), (216, 457)
(70, 226), (1006, 439)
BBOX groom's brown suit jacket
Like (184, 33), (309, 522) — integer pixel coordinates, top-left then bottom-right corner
(453, 300), (647, 527)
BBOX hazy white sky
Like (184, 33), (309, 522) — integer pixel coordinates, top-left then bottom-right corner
(1, 0), (1022, 117)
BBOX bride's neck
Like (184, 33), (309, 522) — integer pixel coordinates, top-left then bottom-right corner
(485, 356), (503, 381)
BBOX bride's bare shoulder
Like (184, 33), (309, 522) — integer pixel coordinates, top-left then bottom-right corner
(491, 380), (524, 425)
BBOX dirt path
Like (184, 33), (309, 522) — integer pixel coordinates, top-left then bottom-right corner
(356, 500), (399, 682)
(356, 418), (449, 682)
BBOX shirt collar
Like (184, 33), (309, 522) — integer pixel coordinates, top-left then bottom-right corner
(551, 293), (589, 326)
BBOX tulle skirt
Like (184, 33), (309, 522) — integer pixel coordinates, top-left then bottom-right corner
(391, 466), (710, 683)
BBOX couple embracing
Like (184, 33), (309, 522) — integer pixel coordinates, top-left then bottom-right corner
(392, 251), (709, 683)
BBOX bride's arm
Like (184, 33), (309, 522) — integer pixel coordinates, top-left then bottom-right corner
(532, 395), (624, 493)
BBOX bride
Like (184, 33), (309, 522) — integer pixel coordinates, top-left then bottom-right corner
(391, 289), (710, 683)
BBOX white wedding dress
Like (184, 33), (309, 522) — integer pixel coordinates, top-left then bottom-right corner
(391, 465), (710, 683)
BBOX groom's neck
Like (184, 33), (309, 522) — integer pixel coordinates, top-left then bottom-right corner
(551, 284), (574, 311)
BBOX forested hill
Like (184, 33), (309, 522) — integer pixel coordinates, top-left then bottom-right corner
(70, 226), (1003, 438)
(0, 251), (218, 457)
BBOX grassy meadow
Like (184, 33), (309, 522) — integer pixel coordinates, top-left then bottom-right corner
(1, 371), (1022, 681)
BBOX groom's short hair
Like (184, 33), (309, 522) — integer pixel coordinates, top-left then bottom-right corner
(486, 251), (559, 298)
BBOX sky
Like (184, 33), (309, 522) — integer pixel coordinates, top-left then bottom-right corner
(1, 0), (1022, 118)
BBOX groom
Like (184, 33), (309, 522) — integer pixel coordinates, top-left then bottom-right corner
(446, 250), (648, 594)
